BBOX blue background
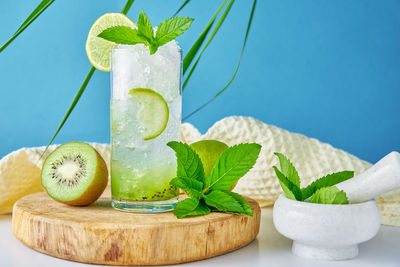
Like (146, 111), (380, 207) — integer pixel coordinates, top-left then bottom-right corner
(0, 0), (399, 163)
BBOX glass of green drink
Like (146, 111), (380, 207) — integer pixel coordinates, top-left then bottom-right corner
(110, 41), (181, 212)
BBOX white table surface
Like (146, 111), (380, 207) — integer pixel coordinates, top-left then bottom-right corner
(1, 208), (399, 267)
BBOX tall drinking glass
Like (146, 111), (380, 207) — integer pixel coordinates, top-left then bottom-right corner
(110, 42), (181, 213)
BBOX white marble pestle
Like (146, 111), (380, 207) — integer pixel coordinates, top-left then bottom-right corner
(273, 152), (400, 260)
(336, 151), (400, 203)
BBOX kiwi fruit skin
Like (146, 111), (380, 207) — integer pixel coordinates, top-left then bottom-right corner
(41, 142), (108, 206)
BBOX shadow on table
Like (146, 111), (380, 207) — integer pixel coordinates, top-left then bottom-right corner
(258, 208), (292, 251)
(357, 225), (400, 266)
(0, 215), (12, 221)
(257, 208), (400, 267)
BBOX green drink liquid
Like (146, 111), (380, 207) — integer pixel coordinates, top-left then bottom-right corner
(110, 42), (182, 212)
(110, 98), (180, 202)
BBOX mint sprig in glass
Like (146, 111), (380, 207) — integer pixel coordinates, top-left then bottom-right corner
(98, 10), (193, 55)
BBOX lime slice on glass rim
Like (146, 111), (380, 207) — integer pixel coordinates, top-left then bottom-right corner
(129, 88), (169, 141)
(86, 13), (136, 72)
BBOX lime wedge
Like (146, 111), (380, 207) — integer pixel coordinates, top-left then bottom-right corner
(129, 88), (169, 140)
(86, 13), (136, 72)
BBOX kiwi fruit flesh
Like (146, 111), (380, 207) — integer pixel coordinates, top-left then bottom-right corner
(41, 142), (108, 206)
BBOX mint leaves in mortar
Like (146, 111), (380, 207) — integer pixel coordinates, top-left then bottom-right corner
(168, 141), (261, 219)
(273, 152), (353, 204)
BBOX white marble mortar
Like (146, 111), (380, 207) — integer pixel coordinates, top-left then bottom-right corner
(273, 195), (381, 260)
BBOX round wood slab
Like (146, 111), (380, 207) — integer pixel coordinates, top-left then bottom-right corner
(12, 191), (260, 266)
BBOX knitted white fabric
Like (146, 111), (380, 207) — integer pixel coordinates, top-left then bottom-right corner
(0, 116), (397, 226)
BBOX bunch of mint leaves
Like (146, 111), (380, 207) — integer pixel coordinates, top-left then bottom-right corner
(273, 152), (354, 204)
(167, 141), (261, 219)
(97, 10), (193, 55)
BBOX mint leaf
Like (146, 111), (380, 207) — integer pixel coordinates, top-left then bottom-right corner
(149, 44), (158, 55)
(174, 198), (210, 218)
(170, 142), (257, 218)
(170, 177), (203, 198)
(301, 171), (354, 200)
(206, 144), (261, 191)
(167, 142), (205, 186)
(204, 190), (244, 213)
(97, 26), (146, 45)
(271, 153), (353, 205)
(156, 17), (194, 46)
(137, 10), (154, 43)
(97, 13), (193, 55)
(187, 199), (211, 217)
(174, 198), (198, 218)
(274, 152), (300, 187)
(223, 191), (253, 216)
(273, 166), (302, 200)
(309, 186), (349, 204)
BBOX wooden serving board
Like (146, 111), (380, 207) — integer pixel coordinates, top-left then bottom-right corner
(12, 191), (260, 266)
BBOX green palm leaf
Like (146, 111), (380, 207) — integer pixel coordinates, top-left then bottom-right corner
(41, 67), (96, 158)
(182, 0), (234, 91)
(183, 0), (227, 75)
(121, 0), (135, 15)
(183, 0), (257, 120)
(0, 0), (55, 54)
(41, 0), (136, 157)
(173, 0), (191, 17)
(40, 0), (256, 155)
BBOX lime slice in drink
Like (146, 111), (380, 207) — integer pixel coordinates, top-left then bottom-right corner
(86, 13), (136, 72)
(129, 88), (169, 140)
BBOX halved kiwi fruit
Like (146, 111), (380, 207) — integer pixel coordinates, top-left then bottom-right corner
(41, 142), (108, 206)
